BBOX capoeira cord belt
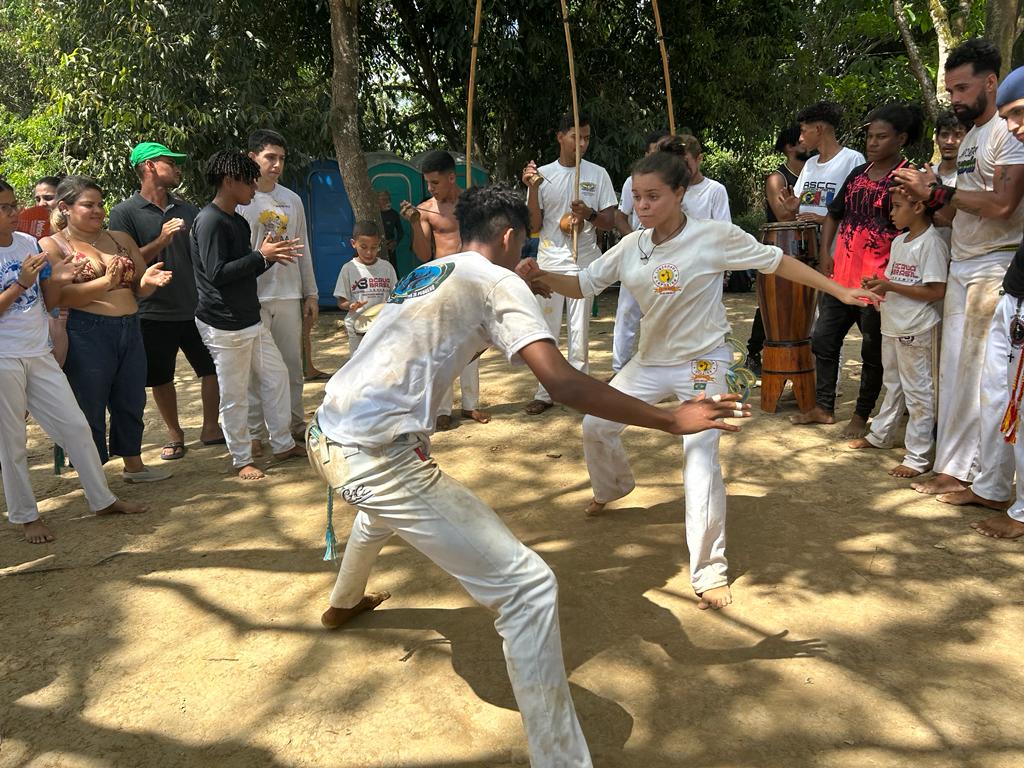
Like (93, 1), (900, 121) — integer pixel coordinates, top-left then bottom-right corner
(309, 421), (340, 561)
(1001, 297), (1024, 444)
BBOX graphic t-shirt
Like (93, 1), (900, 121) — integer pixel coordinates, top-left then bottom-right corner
(950, 114), (1024, 261)
(334, 257), (398, 334)
(577, 220), (783, 364)
(793, 147), (866, 216)
(880, 226), (948, 337)
(318, 252), (554, 448)
(536, 158), (617, 272)
(0, 232), (50, 358)
(682, 177), (731, 221)
(237, 184), (317, 301)
(827, 161), (909, 288)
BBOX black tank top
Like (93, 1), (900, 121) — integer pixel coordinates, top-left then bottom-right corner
(765, 163), (800, 223)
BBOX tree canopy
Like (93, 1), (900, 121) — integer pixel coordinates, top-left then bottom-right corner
(1, 0), (1021, 223)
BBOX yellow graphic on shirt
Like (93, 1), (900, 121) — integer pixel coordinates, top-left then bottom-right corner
(259, 209), (289, 237)
(652, 263), (680, 294)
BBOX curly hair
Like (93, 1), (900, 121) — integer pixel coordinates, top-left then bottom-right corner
(455, 184), (529, 244)
(205, 150), (261, 188)
(796, 101), (844, 130)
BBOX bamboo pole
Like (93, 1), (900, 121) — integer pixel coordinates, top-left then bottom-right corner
(559, 0), (581, 262)
(465, 0), (483, 188)
(651, 0), (675, 135)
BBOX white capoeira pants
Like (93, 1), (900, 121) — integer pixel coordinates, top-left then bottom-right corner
(1003, 303), (1024, 522)
(934, 252), (1014, 482)
(582, 352), (730, 595)
(439, 357), (481, 416)
(611, 285), (641, 373)
(0, 354), (117, 524)
(969, 292), (1016, 502)
(196, 319), (295, 468)
(864, 329), (938, 472)
(310, 425), (592, 768)
(248, 298), (306, 439)
(534, 271), (589, 403)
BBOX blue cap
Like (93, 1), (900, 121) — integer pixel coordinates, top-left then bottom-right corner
(996, 65), (1024, 108)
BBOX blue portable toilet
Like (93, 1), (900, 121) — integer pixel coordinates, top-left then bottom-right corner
(297, 159), (356, 307)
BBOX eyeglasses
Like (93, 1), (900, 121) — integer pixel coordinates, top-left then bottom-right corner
(34, 194), (55, 203)
(0, 203), (19, 215)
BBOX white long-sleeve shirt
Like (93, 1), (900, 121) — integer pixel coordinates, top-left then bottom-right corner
(238, 184), (317, 301)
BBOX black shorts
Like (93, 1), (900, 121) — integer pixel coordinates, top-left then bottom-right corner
(140, 317), (217, 387)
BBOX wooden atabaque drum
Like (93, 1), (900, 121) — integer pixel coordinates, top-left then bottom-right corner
(757, 222), (820, 413)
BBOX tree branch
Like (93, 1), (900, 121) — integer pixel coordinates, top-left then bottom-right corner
(894, 0), (940, 119)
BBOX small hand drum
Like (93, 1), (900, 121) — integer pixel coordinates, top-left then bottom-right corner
(352, 303), (384, 335)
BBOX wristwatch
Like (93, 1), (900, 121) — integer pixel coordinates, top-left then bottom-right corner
(586, 208), (598, 223)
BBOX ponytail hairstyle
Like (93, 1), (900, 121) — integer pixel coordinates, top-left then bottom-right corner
(631, 134), (693, 191)
(51, 176), (104, 232)
(864, 103), (925, 147)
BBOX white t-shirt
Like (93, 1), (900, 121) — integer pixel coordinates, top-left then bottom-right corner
(0, 232), (50, 358)
(794, 147), (866, 216)
(682, 177), (731, 221)
(932, 163), (958, 187)
(578, 220), (783, 364)
(318, 252), (555, 448)
(237, 184), (318, 301)
(333, 257), (398, 333)
(950, 114), (1024, 261)
(619, 175), (640, 230)
(536, 158), (617, 272)
(881, 226), (949, 337)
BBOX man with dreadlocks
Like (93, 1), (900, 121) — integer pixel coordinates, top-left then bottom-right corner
(191, 150), (307, 480)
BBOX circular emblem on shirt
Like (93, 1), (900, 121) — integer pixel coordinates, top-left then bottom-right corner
(388, 262), (456, 304)
(652, 263), (680, 294)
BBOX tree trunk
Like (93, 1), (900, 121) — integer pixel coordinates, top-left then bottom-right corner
(929, 0), (959, 106)
(327, 0), (382, 229)
(895, 0), (940, 120)
(986, 0), (1024, 78)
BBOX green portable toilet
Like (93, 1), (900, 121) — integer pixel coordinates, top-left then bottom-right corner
(409, 151), (489, 192)
(365, 151), (424, 278)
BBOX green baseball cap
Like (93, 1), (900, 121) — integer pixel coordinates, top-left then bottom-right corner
(130, 141), (187, 166)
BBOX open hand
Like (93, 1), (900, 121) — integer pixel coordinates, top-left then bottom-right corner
(840, 286), (883, 308)
(667, 393), (751, 436)
(260, 234), (302, 263)
(862, 277), (891, 295)
(140, 261), (172, 290)
(795, 211), (826, 226)
(891, 166), (938, 203)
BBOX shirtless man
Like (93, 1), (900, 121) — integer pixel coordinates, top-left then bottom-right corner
(401, 150), (489, 429)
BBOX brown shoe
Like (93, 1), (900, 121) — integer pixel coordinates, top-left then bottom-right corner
(524, 399), (554, 415)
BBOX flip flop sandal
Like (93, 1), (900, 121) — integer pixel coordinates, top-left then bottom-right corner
(201, 437), (227, 446)
(160, 442), (186, 461)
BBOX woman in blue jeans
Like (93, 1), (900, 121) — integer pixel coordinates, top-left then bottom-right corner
(40, 177), (173, 483)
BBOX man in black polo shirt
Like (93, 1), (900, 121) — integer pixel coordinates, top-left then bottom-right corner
(109, 141), (223, 461)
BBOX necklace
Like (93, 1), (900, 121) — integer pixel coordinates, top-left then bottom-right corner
(65, 226), (103, 250)
(639, 217), (686, 263)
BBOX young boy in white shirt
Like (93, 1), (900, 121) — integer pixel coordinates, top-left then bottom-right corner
(334, 221), (397, 355)
(849, 188), (947, 477)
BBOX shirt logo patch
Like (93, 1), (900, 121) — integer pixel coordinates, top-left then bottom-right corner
(692, 359), (719, 383)
(388, 262), (455, 304)
(653, 263), (680, 294)
(579, 181), (596, 193)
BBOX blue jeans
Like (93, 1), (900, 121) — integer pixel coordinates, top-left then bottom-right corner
(64, 310), (147, 463)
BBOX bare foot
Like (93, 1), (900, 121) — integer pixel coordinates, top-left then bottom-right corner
(937, 487), (1011, 510)
(435, 414), (453, 431)
(911, 473), (966, 495)
(251, 439), (264, 457)
(697, 585), (733, 610)
(272, 445), (307, 462)
(841, 415), (869, 439)
(238, 464), (266, 480)
(790, 406), (835, 426)
(585, 499), (606, 517)
(848, 437), (876, 450)
(524, 399), (554, 415)
(23, 519), (55, 543)
(321, 591), (392, 629)
(461, 408), (491, 424)
(970, 513), (1024, 539)
(97, 499), (148, 515)
(889, 464), (923, 478)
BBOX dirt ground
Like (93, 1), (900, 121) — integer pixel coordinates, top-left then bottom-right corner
(3, 291), (1024, 768)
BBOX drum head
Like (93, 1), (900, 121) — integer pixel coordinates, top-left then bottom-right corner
(352, 302), (384, 335)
